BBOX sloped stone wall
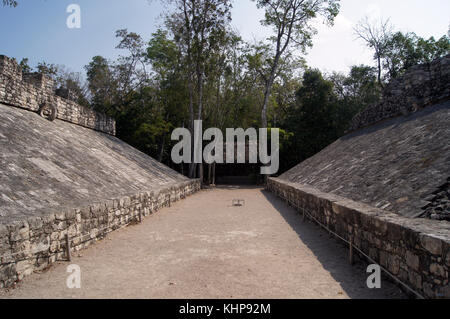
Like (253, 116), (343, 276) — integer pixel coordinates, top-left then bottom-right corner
(350, 54), (450, 131)
(279, 101), (450, 219)
(267, 178), (450, 299)
(420, 178), (450, 221)
(0, 55), (116, 135)
(0, 180), (201, 288)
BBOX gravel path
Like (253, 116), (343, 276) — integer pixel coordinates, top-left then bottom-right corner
(0, 187), (405, 299)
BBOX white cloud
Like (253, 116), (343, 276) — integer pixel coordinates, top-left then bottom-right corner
(365, 3), (382, 20)
(313, 14), (354, 44)
(306, 13), (375, 73)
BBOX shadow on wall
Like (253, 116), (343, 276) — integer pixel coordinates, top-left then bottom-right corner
(260, 189), (407, 299)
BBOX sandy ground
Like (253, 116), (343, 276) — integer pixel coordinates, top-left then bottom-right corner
(0, 187), (405, 299)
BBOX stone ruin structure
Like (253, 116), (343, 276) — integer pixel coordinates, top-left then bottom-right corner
(350, 54), (450, 131)
(0, 55), (200, 288)
(267, 54), (450, 298)
(0, 51), (449, 299)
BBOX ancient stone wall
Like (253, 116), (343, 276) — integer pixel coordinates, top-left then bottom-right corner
(0, 55), (116, 135)
(0, 180), (201, 288)
(267, 178), (450, 299)
(350, 54), (450, 131)
(420, 178), (450, 221)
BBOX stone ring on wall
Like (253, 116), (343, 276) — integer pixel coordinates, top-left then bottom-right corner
(38, 103), (57, 122)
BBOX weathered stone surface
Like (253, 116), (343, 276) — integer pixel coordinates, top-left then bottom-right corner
(280, 54), (450, 220)
(350, 54), (450, 131)
(0, 178), (200, 288)
(0, 55), (115, 135)
(406, 251), (420, 271)
(267, 178), (450, 299)
(279, 101), (449, 218)
(0, 102), (194, 224)
(420, 234), (443, 256)
(0, 61), (202, 287)
(420, 179), (450, 221)
(430, 263), (446, 277)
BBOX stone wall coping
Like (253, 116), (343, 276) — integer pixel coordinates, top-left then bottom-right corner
(1, 179), (200, 230)
(0, 55), (116, 135)
(349, 54), (450, 132)
(268, 177), (449, 298)
(269, 177), (450, 251)
(0, 178), (201, 287)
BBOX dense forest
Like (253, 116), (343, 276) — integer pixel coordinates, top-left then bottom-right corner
(4, 0), (450, 179)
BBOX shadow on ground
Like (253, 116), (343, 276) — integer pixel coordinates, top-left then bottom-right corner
(260, 188), (406, 299)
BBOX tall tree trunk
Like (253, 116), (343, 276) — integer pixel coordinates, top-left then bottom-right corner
(188, 77), (196, 178)
(183, 0), (196, 179)
(261, 83), (272, 128)
(197, 67), (204, 185)
(158, 136), (165, 163)
(376, 52), (384, 88)
(261, 55), (280, 128)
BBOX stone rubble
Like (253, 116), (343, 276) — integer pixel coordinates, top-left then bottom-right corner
(420, 179), (450, 222)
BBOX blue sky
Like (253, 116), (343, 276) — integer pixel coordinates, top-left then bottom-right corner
(1, 0), (449, 75)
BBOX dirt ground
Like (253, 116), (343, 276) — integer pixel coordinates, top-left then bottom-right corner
(0, 187), (405, 299)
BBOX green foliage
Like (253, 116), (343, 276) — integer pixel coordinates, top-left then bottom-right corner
(19, 58), (31, 73)
(256, 0), (340, 51)
(355, 17), (449, 83)
(252, 0), (340, 127)
(74, 1), (446, 177)
(85, 56), (118, 115)
(330, 65), (381, 114)
(36, 61), (58, 77)
(383, 32), (450, 80)
(278, 67), (380, 173)
(55, 67), (90, 107)
(17, 58), (90, 107)
(281, 70), (338, 171)
(146, 29), (179, 76)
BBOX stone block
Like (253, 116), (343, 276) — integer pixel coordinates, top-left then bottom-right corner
(430, 263), (446, 277)
(420, 235), (443, 256)
(9, 224), (30, 242)
(408, 271), (422, 290)
(27, 217), (43, 230)
(0, 224), (8, 238)
(406, 251), (420, 271)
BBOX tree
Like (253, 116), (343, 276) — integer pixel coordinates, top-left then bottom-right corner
(85, 56), (118, 115)
(253, 0), (340, 128)
(166, 0), (233, 180)
(147, 29), (189, 162)
(383, 32), (450, 80)
(115, 29), (149, 98)
(19, 58), (31, 73)
(354, 17), (392, 87)
(415, 35), (450, 63)
(330, 65), (380, 106)
(354, 16), (392, 86)
(328, 65), (381, 130)
(36, 61), (58, 77)
(282, 69), (340, 169)
(356, 18), (449, 83)
(55, 66), (90, 107)
(246, 40), (304, 127)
